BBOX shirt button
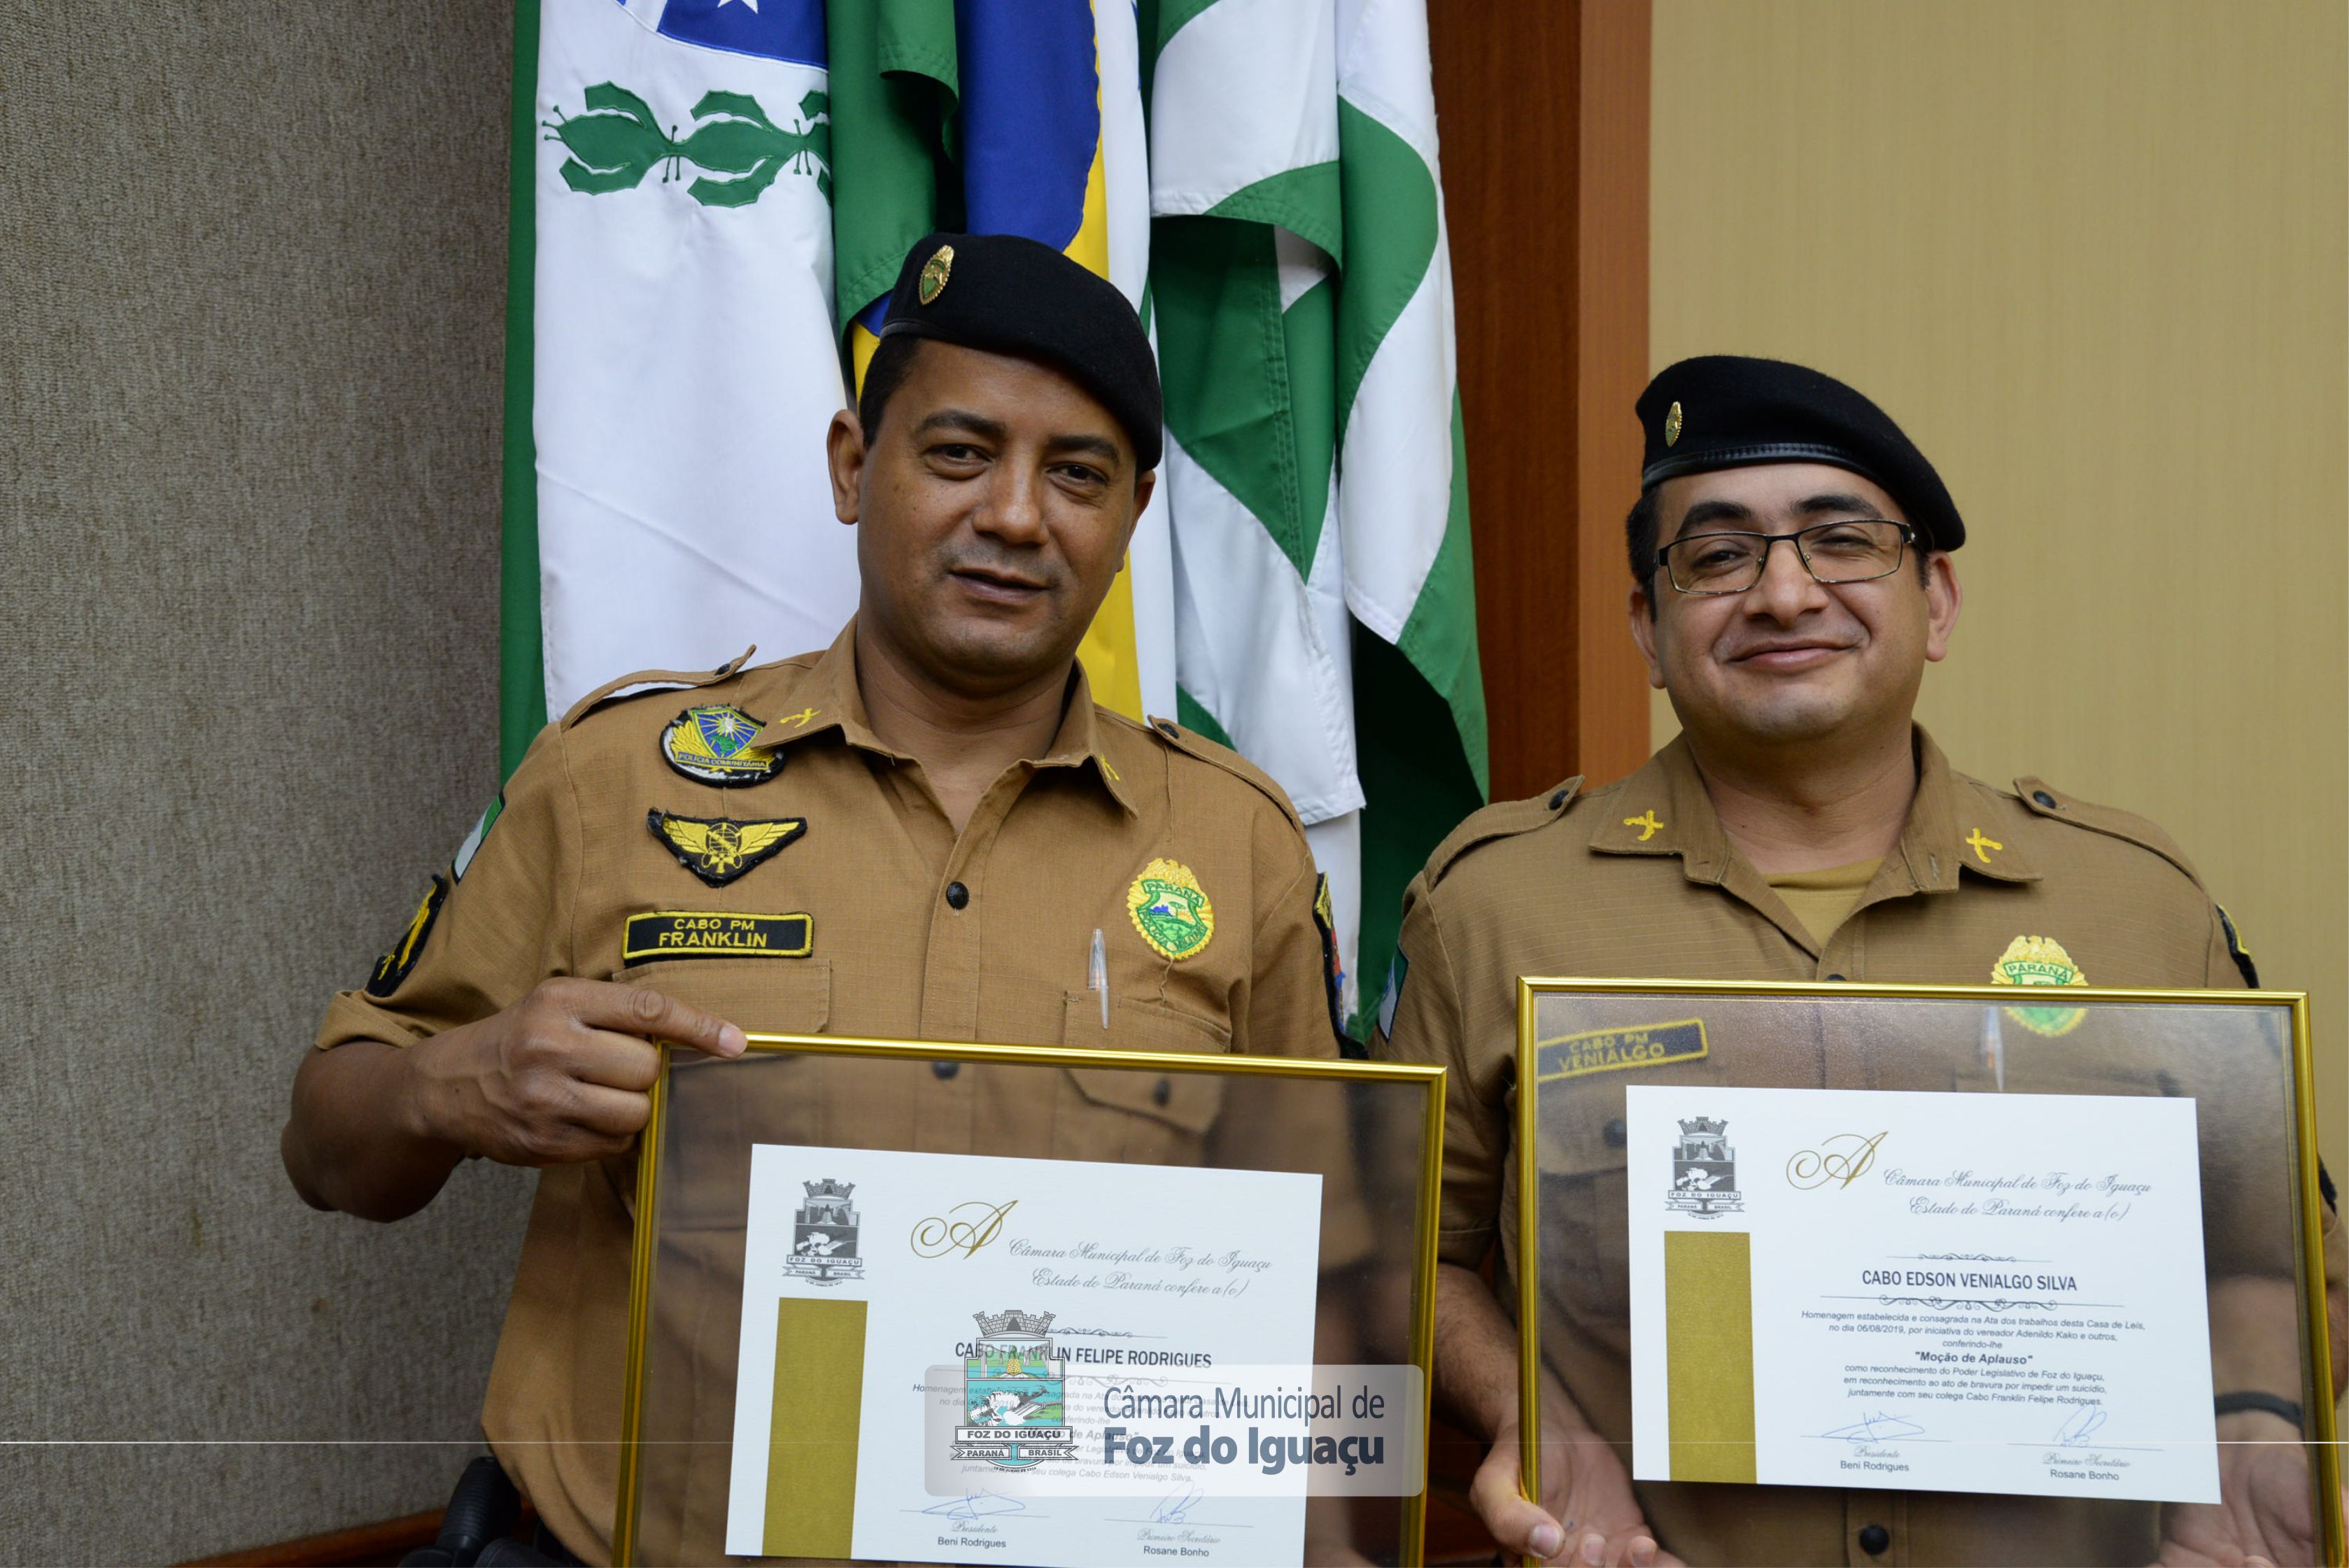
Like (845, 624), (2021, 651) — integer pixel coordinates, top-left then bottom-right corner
(944, 881), (970, 910)
(1857, 1523), (1891, 1555)
(1152, 1078), (1172, 1107)
(1602, 1118), (1627, 1149)
(2033, 790), (2058, 809)
(932, 1060), (960, 1081)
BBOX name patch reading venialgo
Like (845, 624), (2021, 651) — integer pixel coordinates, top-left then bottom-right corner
(1536, 1019), (1708, 1082)
(623, 910), (812, 963)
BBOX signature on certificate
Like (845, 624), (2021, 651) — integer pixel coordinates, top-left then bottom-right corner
(1147, 1481), (1204, 1524)
(2052, 1404), (2110, 1445)
(1819, 1409), (1926, 1444)
(921, 1490), (1026, 1520)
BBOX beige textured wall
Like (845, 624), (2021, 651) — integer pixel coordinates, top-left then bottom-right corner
(1649, 0), (2347, 1174)
(0, 6), (535, 1560)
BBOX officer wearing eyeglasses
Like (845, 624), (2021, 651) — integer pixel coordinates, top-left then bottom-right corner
(1375, 355), (2345, 1567)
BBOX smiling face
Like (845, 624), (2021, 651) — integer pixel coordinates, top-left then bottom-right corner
(1628, 462), (1961, 754)
(829, 339), (1153, 697)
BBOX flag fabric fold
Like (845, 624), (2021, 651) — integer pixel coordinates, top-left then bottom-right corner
(1145, 0), (1486, 1028)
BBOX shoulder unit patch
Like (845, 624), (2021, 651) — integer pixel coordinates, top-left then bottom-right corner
(367, 875), (448, 998)
(647, 810), (805, 887)
(662, 705), (784, 786)
(1127, 858), (1214, 961)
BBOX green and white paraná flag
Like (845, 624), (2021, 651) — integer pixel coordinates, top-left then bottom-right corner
(1148, 0), (1488, 1031)
(503, 0), (852, 763)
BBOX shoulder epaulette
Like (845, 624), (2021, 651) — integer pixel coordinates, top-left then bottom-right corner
(559, 645), (758, 730)
(1132, 714), (1303, 831)
(1424, 777), (1585, 890)
(2010, 776), (2205, 889)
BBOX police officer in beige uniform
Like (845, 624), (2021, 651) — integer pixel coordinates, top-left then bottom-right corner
(281, 234), (1350, 1565)
(1375, 357), (2346, 1567)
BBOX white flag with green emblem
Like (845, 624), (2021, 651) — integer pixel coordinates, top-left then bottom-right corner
(1148, 0), (1487, 1028)
(517, 0), (853, 729)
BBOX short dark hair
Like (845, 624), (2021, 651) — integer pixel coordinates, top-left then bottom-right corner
(856, 333), (926, 447)
(1625, 487), (1663, 600)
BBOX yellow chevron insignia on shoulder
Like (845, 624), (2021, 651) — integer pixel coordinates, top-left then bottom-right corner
(661, 705), (784, 786)
(647, 810), (806, 887)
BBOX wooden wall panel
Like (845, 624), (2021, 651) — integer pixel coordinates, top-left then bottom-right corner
(1434, 0), (1654, 803)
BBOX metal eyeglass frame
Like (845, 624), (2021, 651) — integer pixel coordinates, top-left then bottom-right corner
(1657, 518), (1919, 595)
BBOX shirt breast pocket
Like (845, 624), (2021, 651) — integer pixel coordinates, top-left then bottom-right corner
(614, 956), (833, 1038)
(1052, 994), (1230, 1165)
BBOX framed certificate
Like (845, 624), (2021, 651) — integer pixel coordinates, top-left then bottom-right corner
(1514, 980), (2342, 1567)
(614, 1033), (1446, 1567)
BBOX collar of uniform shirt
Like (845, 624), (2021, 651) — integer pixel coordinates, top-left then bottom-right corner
(1895, 728), (2038, 889)
(1588, 726), (2039, 890)
(742, 618), (1138, 814)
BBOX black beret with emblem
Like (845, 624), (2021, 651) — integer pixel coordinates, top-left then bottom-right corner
(1635, 355), (1965, 551)
(878, 232), (1162, 472)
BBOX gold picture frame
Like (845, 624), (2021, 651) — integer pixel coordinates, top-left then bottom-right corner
(612, 1031), (1448, 1567)
(1512, 977), (2341, 1568)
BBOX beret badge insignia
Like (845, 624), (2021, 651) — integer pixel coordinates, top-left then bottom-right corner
(1127, 857), (1214, 961)
(661, 705), (784, 786)
(919, 243), (954, 305)
(1990, 934), (2087, 1038)
(1664, 400), (1684, 446)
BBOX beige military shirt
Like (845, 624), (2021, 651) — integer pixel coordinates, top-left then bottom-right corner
(1377, 728), (2346, 1567)
(315, 623), (1346, 1564)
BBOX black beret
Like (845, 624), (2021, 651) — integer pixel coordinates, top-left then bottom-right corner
(878, 232), (1162, 472)
(1635, 355), (1964, 551)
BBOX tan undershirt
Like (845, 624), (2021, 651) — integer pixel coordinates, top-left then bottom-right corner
(1765, 856), (1884, 945)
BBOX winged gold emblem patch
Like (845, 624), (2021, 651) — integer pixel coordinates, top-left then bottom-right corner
(646, 810), (806, 887)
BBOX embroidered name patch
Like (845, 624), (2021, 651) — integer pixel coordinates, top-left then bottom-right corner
(623, 910), (812, 963)
(1535, 1019), (1708, 1082)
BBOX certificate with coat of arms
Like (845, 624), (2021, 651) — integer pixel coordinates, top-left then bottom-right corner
(721, 1143), (1324, 1564)
(1623, 1083), (2222, 1503)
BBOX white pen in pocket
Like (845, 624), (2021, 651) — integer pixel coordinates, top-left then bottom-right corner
(1088, 927), (1108, 1029)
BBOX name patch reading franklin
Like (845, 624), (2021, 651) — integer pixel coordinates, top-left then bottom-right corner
(1535, 1019), (1708, 1082)
(623, 910), (812, 963)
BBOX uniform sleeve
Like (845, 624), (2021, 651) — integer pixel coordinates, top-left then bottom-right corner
(1372, 874), (1500, 1269)
(1236, 828), (1341, 1062)
(313, 721), (581, 1051)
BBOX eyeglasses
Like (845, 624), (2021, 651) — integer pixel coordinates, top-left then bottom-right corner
(1658, 519), (1917, 595)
